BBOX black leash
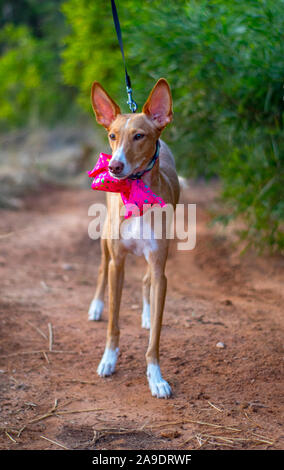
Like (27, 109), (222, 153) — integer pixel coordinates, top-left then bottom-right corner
(110, 0), (137, 112)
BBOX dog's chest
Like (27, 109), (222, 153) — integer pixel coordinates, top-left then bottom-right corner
(120, 215), (157, 261)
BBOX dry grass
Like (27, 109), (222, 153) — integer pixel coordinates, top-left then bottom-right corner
(1, 397), (277, 450)
(1, 398), (103, 442)
(141, 408), (276, 449)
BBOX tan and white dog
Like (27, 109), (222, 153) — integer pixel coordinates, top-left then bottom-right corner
(88, 78), (180, 398)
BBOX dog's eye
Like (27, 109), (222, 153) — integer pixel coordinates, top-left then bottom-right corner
(109, 133), (116, 140)
(134, 133), (145, 141)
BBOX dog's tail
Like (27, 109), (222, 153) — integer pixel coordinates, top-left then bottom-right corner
(178, 175), (189, 190)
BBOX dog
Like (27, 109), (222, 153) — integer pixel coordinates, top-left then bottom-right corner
(88, 78), (180, 398)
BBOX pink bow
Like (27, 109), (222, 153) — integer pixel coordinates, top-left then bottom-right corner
(88, 153), (166, 219)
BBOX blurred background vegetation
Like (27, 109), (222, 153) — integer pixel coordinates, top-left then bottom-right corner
(0, 0), (283, 252)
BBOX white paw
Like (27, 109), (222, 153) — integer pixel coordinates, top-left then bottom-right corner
(97, 347), (119, 377)
(147, 363), (172, 398)
(88, 299), (104, 321)
(141, 301), (151, 330)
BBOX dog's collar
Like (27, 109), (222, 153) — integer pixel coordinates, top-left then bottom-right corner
(128, 140), (160, 180)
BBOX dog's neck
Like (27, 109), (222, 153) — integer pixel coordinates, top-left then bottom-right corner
(141, 153), (160, 188)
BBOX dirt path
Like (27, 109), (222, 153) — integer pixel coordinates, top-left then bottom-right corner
(0, 183), (283, 450)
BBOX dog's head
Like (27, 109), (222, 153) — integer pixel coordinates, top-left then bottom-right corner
(91, 79), (173, 179)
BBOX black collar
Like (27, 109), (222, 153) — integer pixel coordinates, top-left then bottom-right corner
(128, 140), (160, 180)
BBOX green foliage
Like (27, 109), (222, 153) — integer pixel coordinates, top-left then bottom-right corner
(61, 0), (136, 111)
(217, 129), (284, 252)
(0, 24), (40, 126)
(124, 0), (284, 171)
(0, 1), (77, 128)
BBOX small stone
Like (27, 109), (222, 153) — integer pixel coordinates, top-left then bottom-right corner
(160, 430), (181, 439)
(62, 263), (75, 271)
(216, 341), (225, 349)
(40, 280), (50, 292)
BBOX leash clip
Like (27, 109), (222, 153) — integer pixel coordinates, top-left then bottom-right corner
(126, 86), (137, 113)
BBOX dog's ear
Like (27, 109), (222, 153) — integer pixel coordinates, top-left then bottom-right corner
(91, 82), (121, 129)
(142, 78), (173, 130)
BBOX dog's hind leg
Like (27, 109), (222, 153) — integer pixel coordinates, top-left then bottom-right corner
(145, 246), (172, 398)
(97, 251), (125, 376)
(88, 231), (109, 321)
(142, 264), (151, 329)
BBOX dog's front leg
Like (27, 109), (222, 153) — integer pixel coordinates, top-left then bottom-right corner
(97, 253), (125, 377)
(145, 250), (172, 398)
(142, 265), (151, 329)
(88, 229), (109, 321)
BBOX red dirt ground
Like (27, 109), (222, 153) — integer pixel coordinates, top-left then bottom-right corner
(0, 182), (283, 450)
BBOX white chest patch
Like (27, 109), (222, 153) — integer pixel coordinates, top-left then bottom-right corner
(120, 215), (157, 261)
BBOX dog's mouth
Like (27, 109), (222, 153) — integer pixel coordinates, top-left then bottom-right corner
(108, 170), (130, 180)
(108, 167), (140, 181)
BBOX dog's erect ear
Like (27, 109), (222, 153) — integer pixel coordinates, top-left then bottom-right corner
(91, 82), (121, 129)
(142, 78), (173, 130)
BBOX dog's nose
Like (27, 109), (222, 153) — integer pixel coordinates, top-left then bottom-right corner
(109, 160), (124, 175)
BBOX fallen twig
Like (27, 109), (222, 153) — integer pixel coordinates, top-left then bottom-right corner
(48, 323), (53, 352)
(180, 429), (274, 449)
(64, 378), (97, 385)
(0, 227), (30, 240)
(148, 419), (241, 432)
(207, 440), (235, 448)
(183, 419), (242, 432)
(40, 280), (50, 292)
(147, 420), (186, 429)
(0, 231), (15, 239)
(42, 351), (50, 364)
(243, 411), (263, 428)
(17, 398), (59, 437)
(202, 433), (234, 444)
(26, 320), (47, 340)
(5, 431), (17, 443)
(195, 434), (208, 448)
(15, 402), (103, 438)
(56, 408), (104, 416)
(0, 350), (79, 359)
(207, 401), (223, 413)
(88, 426), (152, 447)
(40, 435), (70, 450)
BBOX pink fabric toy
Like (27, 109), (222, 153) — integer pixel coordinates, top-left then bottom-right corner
(88, 153), (166, 219)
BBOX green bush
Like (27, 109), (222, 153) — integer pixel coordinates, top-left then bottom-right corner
(61, 0), (134, 111)
(0, 3), (76, 129)
(0, 24), (42, 126)
(217, 128), (284, 252)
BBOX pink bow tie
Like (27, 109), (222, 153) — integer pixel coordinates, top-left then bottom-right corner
(88, 153), (166, 218)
